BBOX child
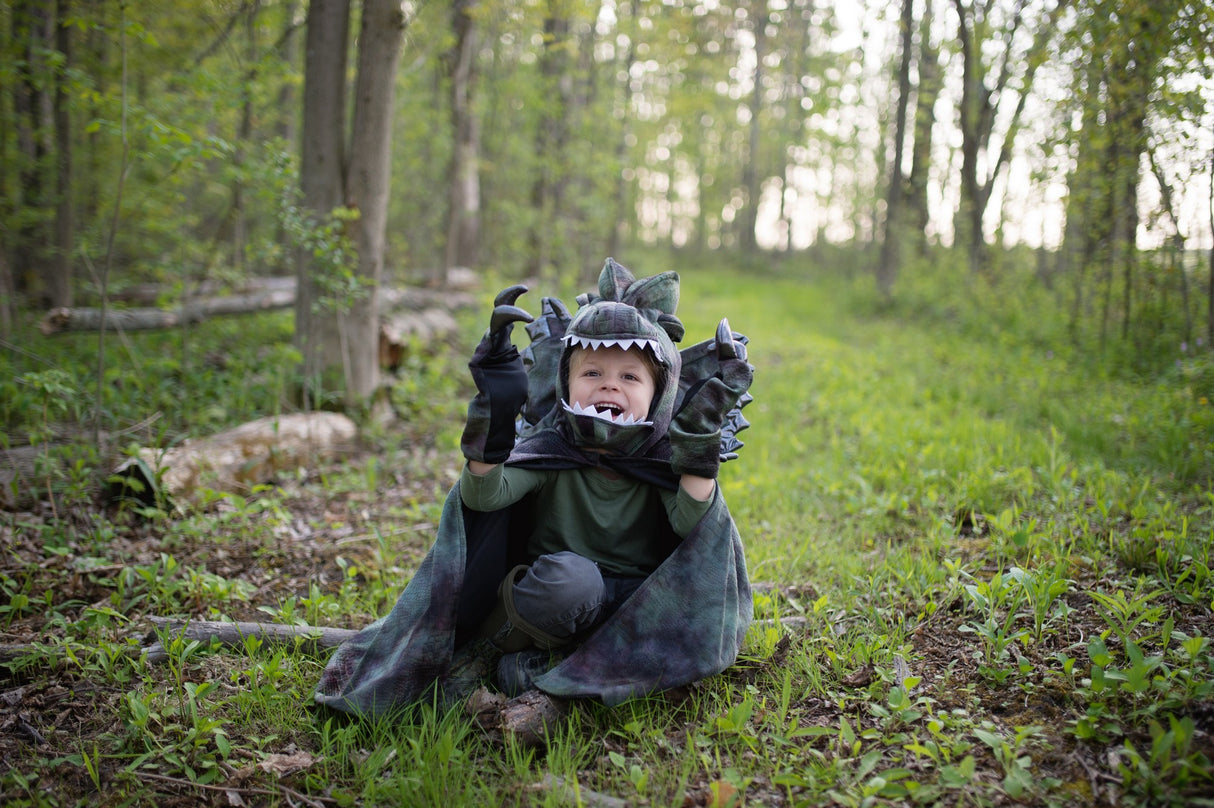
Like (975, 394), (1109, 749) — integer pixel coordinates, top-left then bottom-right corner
(314, 259), (753, 737)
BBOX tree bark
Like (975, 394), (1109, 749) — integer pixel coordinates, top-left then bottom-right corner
(39, 287), (297, 334)
(876, 0), (915, 300)
(111, 412), (359, 509)
(950, 0), (1065, 274)
(296, 0), (404, 406)
(140, 617), (357, 663)
(51, 0), (73, 309)
(608, 0), (636, 261)
(528, 7), (572, 282)
(0, 249), (13, 339)
(739, 0), (767, 252)
(12, 1), (54, 303)
(296, 0), (350, 406)
(444, 0), (482, 277)
(343, 0), (405, 400)
(906, 6), (940, 253)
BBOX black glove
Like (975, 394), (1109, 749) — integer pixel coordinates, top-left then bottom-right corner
(460, 286), (534, 464)
(670, 318), (754, 479)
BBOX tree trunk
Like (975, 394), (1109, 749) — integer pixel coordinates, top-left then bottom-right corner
(39, 287), (298, 334)
(0, 250), (11, 339)
(739, 0), (767, 253)
(876, 0), (915, 301)
(608, 0), (637, 261)
(445, 0), (482, 276)
(276, 2), (302, 144)
(1063, 58), (1103, 343)
(141, 617), (357, 663)
(528, 7), (572, 283)
(906, 6), (940, 253)
(13, 1), (54, 303)
(51, 0), (73, 309)
(342, 0), (405, 401)
(950, 0), (1065, 275)
(296, 0), (350, 407)
(111, 412), (359, 510)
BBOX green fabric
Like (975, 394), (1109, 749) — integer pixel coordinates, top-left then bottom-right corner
(312, 258), (754, 716)
(460, 463), (712, 577)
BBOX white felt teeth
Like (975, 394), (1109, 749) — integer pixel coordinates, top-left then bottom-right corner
(563, 399), (652, 427)
(562, 334), (663, 361)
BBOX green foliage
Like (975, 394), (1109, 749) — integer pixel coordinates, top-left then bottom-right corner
(3, 261), (1213, 806)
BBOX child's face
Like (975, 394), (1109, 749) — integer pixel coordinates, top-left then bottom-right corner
(568, 345), (657, 423)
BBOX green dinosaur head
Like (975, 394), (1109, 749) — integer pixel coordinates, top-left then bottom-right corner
(557, 259), (684, 456)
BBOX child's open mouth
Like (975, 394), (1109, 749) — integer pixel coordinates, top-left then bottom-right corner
(565, 400), (651, 426)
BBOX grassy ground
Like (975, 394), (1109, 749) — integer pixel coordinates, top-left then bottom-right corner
(1, 258), (1212, 806)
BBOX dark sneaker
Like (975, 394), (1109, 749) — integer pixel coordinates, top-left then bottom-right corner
(495, 649), (558, 697)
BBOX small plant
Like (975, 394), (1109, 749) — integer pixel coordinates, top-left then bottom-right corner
(973, 722), (1058, 800)
(1115, 716), (1213, 805)
(1007, 563), (1074, 644)
(957, 568), (1030, 683)
(0, 573), (34, 630)
(1089, 582), (1165, 647)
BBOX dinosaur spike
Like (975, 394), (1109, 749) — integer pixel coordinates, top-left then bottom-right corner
(598, 258), (636, 302)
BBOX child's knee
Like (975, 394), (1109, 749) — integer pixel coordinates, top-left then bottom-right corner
(513, 551), (607, 630)
(485, 551), (606, 651)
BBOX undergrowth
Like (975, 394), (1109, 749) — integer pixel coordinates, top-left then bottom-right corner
(1, 257), (1212, 807)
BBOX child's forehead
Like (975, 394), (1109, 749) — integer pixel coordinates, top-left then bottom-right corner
(571, 345), (654, 370)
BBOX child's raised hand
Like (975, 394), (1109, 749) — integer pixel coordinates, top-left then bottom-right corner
(669, 318), (754, 479)
(461, 286), (535, 465)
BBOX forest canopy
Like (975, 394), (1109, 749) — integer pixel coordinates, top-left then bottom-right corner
(1, 0), (1213, 380)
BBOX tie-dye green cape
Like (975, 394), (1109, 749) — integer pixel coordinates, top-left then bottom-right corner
(313, 260), (752, 716)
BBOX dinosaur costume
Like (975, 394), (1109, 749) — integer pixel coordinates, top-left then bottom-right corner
(314, 260), (753, 717)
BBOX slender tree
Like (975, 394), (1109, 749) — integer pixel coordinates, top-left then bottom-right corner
(12, 1), (54, 304)
(876, 0), (916, 299)
(51, 0), (73, 309)
(906, 1), (941, 253)
(607, 0), (637, 261)
(1060, 0), (1190, 349)
(739, 0), (768, 252)
(950, 0), (1066, 274)
(527, 3), (573, 282)
(295, 0), (405, 405)
(444, 0), (482, 279)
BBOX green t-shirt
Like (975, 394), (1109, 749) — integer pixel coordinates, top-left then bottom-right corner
(460, 463), (713, 577)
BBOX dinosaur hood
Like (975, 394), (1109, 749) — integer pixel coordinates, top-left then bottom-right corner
(556, 260), (684, 457)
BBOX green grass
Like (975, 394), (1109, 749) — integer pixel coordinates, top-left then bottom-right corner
(2, 258), (1213, 806)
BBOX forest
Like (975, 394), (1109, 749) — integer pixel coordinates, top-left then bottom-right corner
(2, 0), (1214, 806)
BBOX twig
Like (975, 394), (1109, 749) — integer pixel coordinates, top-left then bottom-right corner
(141, 617), (356, 663)
(134, 770), (335, 807)
(530, 774), (626, 808)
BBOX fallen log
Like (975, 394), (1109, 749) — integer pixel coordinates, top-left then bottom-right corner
(42, 279), (480, 336)
(110, 411), (359, 509)
(141, 617), (356, 663)
(39, 287), (297, 334)
(111, 276), (297, 305)
(528, 774), (626, 808)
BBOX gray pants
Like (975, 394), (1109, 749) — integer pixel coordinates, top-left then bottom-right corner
(505, 551), (644, 648)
